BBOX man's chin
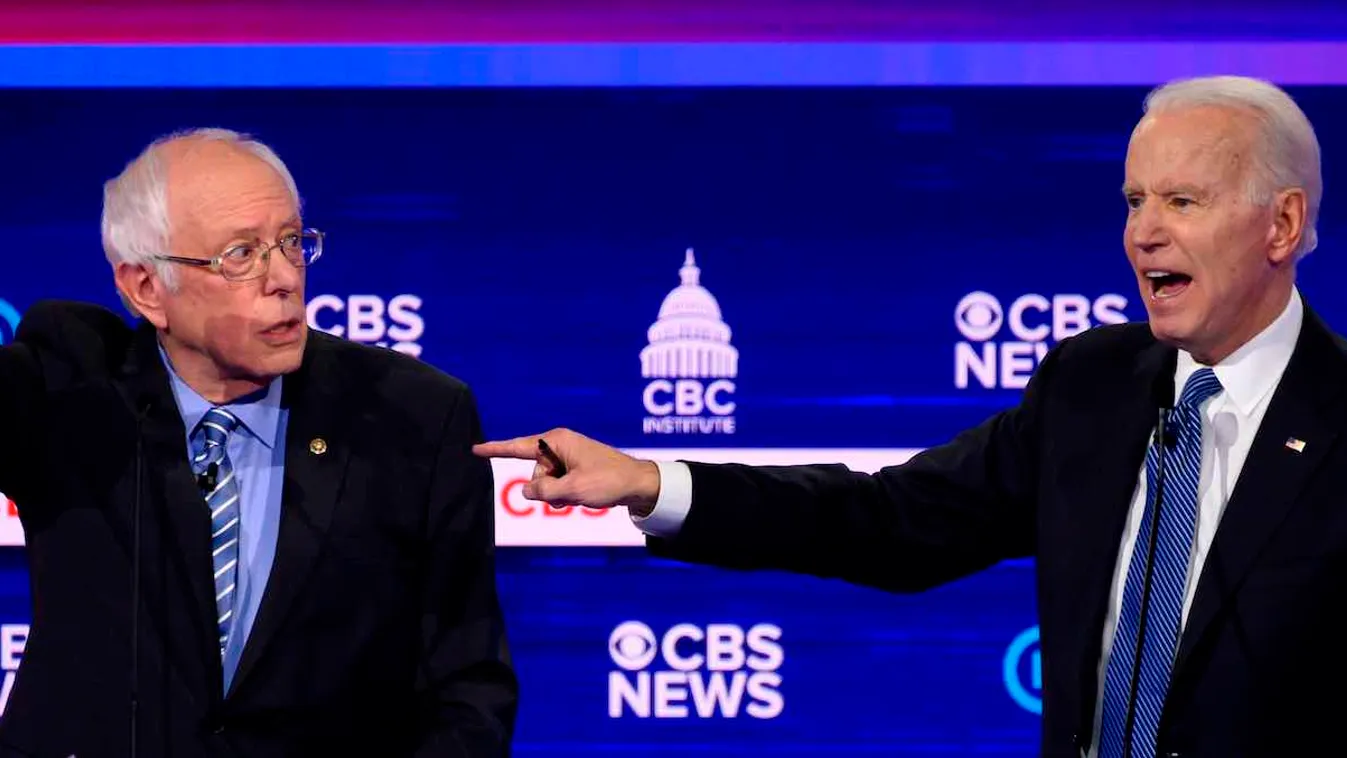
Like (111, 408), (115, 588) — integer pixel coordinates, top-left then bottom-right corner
(1146, 316), (1191, 348)
(273, 349), (305, 376)
(255, 341), (306, 377)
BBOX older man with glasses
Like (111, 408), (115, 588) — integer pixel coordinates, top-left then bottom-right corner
(0, 129), (517, 758)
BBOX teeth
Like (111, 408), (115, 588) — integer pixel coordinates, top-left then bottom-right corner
(1146, 271), (1172, 278)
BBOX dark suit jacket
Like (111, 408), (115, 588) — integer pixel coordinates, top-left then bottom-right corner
(0, 301), (517, 757)
(649, 303), (1347, 757)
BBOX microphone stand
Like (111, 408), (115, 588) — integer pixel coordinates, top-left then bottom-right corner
(1121, 407), (1171, 757)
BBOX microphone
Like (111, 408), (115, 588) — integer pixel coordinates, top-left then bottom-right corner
(129, 394), (154, 758)
(1120, 365), (1176, 757)
(196, 462), (219, 494)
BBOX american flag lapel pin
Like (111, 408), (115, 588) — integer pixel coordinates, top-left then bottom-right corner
(1285, 437), (1306, 453)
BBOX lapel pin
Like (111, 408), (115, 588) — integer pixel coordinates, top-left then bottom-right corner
(310, 438), (328, 455)
(1285, 437), (1306, 453)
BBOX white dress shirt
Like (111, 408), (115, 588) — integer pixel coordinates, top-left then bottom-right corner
(631, 288), (1304, 755)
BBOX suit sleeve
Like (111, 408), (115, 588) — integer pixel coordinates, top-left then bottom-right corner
(646, 337), (1063, 594)
(0, 341), (42, 506)
(412, 385), (518, 757)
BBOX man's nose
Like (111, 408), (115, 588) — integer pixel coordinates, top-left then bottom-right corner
(264, 250), (303, 293)
(1128, 201), (1168, 254)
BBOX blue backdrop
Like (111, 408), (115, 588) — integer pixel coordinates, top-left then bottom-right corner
(1, 84), (1344, 755)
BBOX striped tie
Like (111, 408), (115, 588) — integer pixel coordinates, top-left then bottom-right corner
(191, 408), (242, 657)
(1099, 368), (1223, 758)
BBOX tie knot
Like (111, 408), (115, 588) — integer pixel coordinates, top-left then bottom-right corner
(1178, 367), (1222, 409)
(198, 408), (241, 447)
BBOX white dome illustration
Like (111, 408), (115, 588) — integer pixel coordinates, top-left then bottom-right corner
(641, 249), (739, 379)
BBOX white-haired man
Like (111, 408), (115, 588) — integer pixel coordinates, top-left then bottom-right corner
(478, 76), (1339, 757)
(0, 129), (517, 757)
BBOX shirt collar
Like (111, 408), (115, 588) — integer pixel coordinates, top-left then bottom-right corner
(158, 345), (284, 449)
(1174, 285), (1303, 416)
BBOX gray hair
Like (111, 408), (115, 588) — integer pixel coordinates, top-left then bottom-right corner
(1142, 75), (1323, 258)
(100, 128), (301, 313)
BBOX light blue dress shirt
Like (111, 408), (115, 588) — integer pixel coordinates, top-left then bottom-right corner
(160, 348), (288, 694)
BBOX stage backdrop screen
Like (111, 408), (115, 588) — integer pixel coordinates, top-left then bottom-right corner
(0, 72), (1344, 757)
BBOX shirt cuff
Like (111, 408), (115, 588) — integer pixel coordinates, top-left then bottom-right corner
(629, 460), (692, 538)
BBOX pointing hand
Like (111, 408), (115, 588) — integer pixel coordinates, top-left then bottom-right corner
(473, 428), (662, 517)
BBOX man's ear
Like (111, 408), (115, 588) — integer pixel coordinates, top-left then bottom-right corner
(1267, 187), (1308, 265)
(114, 262), (169, 328)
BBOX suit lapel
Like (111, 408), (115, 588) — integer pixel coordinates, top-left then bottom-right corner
(1067, 339), (1176, 734)
(120, 323), (226, 694)
(1174, 308), (1347, 677)
(229, 337), (352, 696)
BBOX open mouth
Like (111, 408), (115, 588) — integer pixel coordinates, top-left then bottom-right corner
(1145, 270), (1192, 300)
(262, 318), (302, 336)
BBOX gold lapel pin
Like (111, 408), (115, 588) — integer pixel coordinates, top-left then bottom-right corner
(1285, 437), (1306, 453)
(310, 438), (328, 455)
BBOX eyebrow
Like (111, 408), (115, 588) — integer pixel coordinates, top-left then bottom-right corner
(1120, 183), (1209, 197)
(1159, 184), (1208, 196)
(222, 216), (303, 241)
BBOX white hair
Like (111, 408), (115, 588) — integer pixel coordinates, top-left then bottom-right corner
(100, 127), (301, 313)
(1142, 75), (1323, 258)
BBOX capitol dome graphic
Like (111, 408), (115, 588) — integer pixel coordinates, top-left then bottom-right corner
(641, 249), (738, 379)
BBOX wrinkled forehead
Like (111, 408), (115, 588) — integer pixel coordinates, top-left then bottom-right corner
(1123, 106), (1259, 193)
(162, 139), (297, 236)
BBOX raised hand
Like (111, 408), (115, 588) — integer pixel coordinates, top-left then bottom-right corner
(472, 428), (662, 516)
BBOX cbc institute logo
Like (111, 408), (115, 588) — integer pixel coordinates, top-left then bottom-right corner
(954, 290), (1129, 390)
(641, 250), (738, 435)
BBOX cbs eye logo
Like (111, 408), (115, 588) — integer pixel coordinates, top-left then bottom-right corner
(609, 621), (659, 671)
(0, 299), (20, 346)
(1002, 625), (1042, 715)
(954, 291), (1004, 342)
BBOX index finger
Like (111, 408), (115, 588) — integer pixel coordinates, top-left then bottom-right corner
(472, 437), (542, 460)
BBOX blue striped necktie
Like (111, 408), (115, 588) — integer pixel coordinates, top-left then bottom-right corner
(1099, 367), (1222, 758)
(191, 408), (242, 657)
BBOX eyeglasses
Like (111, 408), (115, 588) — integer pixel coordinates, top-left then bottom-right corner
(154, 229), (324, 282)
